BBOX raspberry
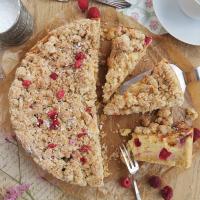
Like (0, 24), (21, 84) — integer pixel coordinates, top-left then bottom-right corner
(160, 186), (173, 200)
(87, 7), (100, 19)
(74, 59), (83, 69)
(77, 129), (87, 138)
(159, 148), (172, 160)
(47, 109), (58, 119)
(120, 177), (131, 188)
(193, 128), (200, 143)
(77, 133), (87, 138)
(75, 52), (86, 60)
(48, 143), (57, 149)
(85, 107), (92, 114)
(50, 72), (58, 80)
(78, 0), (89, 12)
(134, 138), (141, 147)
(148, 175), (162, 188)
(80, 157), (87, 164)
(79, 145), (91, 153)
(144, 36), (152, 46)
(22, 80), (31, 89)
(56, 89), (65, 100)
(50, 119), (60, 130)
(36, 118), (43, 127)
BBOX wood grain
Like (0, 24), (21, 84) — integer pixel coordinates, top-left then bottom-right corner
(2, 0), (200, 199)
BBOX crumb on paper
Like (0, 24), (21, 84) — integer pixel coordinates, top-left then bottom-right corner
(101, 131), (106, 139)
(116, 123), (120, 128)
(109, 148), (120, 161)
(119, 128), (132, 136)
(100, 114), (107, 122)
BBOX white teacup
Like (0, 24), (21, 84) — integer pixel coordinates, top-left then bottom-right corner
(178, 0), (200, 20)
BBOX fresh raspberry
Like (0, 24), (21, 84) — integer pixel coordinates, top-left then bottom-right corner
(36, 118), (43, 127)
(134, 138), (141, 147)
(159, 148), (172, 160)
(47, 109), (58, 119)
(79, 145), (91, 153)
(120, 177), (131, 188)
(148, 175), (162, 188)
(193, 128), (200, 143)
(75, 52), (86, 60)
(74, 59), (83, 69)
(80, 157), (87, 164)
(87, 7), (100, 19)
(160, 186), (173, 200)
(48, 143), (57, 149)
(50, 118), (60, 130)
(22, 80), (31, 89)
(50, 72), (58, 80)
(56, 89), (65, 100)
(144, 36), (152, 46)
(78, 0), (89, 12)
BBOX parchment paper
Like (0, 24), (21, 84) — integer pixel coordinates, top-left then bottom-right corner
(0, 4), (200, 200)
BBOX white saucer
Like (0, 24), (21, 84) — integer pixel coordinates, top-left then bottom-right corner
(153, 0), (200, 45)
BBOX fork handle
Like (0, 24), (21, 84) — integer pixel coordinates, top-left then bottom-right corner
(132, 179), (142, 200)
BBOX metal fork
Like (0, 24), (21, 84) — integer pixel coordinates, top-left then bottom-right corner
(120, 144), (141, 200)
(95, 0), (132, 9)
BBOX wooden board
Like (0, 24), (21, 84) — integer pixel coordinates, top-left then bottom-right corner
(0, 1), (200, 200)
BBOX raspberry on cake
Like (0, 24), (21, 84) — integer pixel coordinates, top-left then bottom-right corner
(8, 19), (104, 187)
(104, 59), (184, 115)
(103, 26), (152, 103)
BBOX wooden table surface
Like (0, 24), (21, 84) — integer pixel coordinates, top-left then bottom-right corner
(6, 0), (200, 199)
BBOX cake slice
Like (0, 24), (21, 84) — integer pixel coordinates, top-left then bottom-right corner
(103, 27), (152, 103)
(9, 19), (104, 187)
(104, 59), (184, 115)
(128, 128), (193, 168)
(127, 107), (198, 168)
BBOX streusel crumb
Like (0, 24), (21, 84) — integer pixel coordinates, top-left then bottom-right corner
(119, 129), (132, 136)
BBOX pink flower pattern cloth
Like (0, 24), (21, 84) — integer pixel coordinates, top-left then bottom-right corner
(119, 0), (166, 35)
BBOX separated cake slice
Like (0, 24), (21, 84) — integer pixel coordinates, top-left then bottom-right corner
(127, 107), (198, 168)
(104, 59), (184, 115)
(9, 19), (104, 187)
(128, 128), (193, 168)
(103, 26), (152, 103)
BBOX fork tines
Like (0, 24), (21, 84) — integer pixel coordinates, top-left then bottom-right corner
(120, 144), (139, 173)
(96, 0), (132, 9)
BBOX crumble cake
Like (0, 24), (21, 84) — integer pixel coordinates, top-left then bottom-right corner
(104, 59), (184, 115)
(8, 19), (104, 187)
(128, 107), (198, 168)
(102, 26), (152, 103)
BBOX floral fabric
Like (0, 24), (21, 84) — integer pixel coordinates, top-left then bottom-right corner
(119, 0), (166, 35)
